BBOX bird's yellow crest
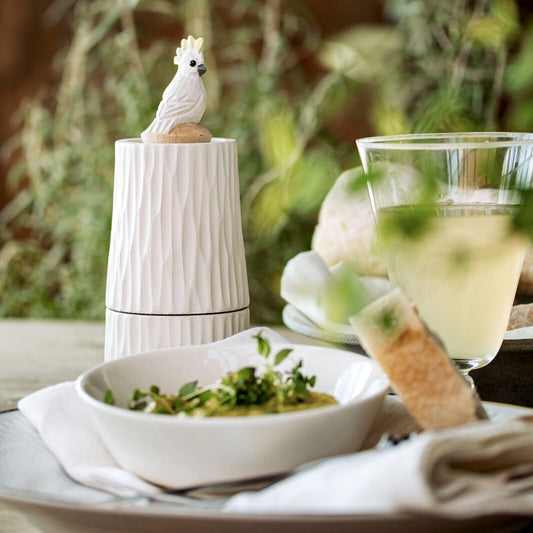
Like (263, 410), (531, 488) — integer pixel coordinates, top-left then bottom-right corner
(174, 35), (204, 64)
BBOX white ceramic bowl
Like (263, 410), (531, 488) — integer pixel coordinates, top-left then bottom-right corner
(75, 343), (389, 489)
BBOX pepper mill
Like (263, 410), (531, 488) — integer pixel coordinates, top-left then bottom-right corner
(104, 137), (250, 360)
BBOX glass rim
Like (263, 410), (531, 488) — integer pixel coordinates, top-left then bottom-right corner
(356, 132), (533, 151)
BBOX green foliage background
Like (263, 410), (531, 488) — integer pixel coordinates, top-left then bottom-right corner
(1, 0), (533, 322)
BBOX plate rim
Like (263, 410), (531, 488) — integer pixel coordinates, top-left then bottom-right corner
(283, 304), (533, 352)
(2, 483), (530, 527)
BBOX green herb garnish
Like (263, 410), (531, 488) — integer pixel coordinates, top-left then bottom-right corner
(104, 389), (115, 405)
(120, 332), (334, 417)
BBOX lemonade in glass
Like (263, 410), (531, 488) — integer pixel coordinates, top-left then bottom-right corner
(357, 133), (533, 377)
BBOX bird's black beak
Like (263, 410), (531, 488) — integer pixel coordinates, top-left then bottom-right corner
(198, 64), (206, 77)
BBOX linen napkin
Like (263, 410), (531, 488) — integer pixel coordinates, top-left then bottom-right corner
(280, 250), (390, 335)
(18, 381), (160, 499)
(17, 326), (288, 500)
(224, 415), (533, 518)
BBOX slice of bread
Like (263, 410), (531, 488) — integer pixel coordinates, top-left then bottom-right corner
(350, 289), (487, 429)
(507, 302), (533, 330)
(312, 169), (387, 277)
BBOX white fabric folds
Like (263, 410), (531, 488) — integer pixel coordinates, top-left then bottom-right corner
(225, 416), (533, 517)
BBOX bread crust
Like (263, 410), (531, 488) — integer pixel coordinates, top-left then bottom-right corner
(507, 302), (533, 330)
(379, 329), (480, 428)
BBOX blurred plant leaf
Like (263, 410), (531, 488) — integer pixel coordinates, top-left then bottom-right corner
(345, 166), (382, 194)
(466, 0), (519, 48)
(323, 265), (371, 324)
(378, 204), (436, 244)
(318, 26), (404, 83)
(411, 87), (476, 133)
(504, 98), (533, 131)
(287, 150), (339, 215)
(371, 103), (409, 136)
(247, 178), (289, 239)
(260, 107), (300, 168)
(505, 22), (533, 93)
(513, 189), (533, 241)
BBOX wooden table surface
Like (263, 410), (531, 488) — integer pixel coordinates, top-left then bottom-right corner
(1, 319), (531, 533)
(0, 320), (106, 532)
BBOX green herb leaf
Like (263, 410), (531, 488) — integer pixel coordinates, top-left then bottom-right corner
(131, 401), (147, 411)
(287, 360), (317, 400)
(132, 389), (144, 401)
(236, 367), (255, 381)
(294, 380), (311, 397)
(104, 389), (115, 405)
(198, 390), (215, 406)
(274, 348), (292, 366)
(253, 331), (271, 358)
(154, 395), (174, 414)
(179, 381), (198, 397)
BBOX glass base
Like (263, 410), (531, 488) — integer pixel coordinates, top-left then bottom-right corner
(452, 355), (496, 375)
(453, 355), (497, 389)
(460, 372), (475, 388)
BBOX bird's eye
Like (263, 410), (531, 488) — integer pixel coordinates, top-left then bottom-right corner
(189, 60), (197, 67)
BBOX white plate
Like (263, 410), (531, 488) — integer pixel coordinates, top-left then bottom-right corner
(1, 408), (532, 533)
(283, 304), (533, 352)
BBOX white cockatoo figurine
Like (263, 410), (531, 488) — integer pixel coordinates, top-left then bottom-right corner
(141, 35), (207, 143)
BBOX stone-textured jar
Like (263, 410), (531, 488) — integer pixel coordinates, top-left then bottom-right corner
(104, 138), (249, 360)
